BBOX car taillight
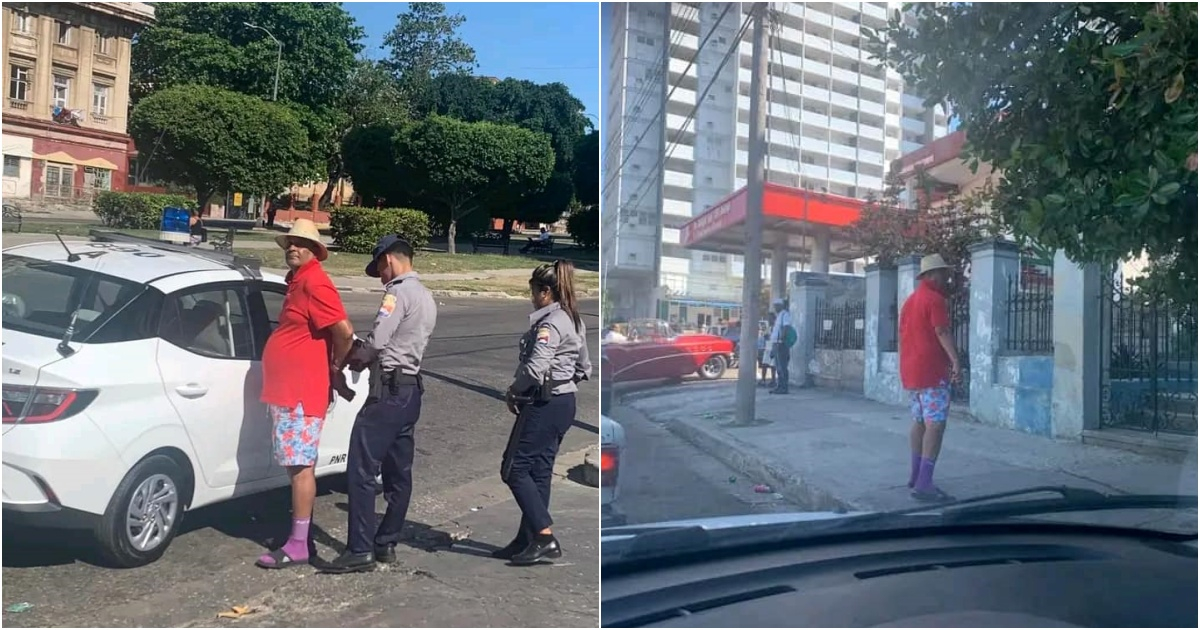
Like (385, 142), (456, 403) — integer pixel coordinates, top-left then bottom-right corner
(1, 385), (97, 424)
(600, 445), (619, 488)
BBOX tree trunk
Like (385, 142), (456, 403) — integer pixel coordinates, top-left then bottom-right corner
(319, 171), (338, 207)
(447, 218), (457, 255)
(195, 186), (213, 215)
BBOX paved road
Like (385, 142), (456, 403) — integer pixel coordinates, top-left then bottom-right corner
(2, 296), (600, 628)
(607, 401), (797, 528)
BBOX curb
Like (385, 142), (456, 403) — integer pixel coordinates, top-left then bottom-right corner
(625, 396), (859, 513)
(582, 445), (600, 488)
(614, 380), (736, 404)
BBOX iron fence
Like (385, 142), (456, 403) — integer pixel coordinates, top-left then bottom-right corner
(947, 280), (971, 404)
(1099, 281), (1198, 435)
(1003, 271), (1055, 354)
(883, 302), (898, 352)
(814, 299), (865, 350)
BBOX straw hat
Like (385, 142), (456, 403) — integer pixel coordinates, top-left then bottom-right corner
(918, 253), (951, 276)
(274, 219), (328, 262)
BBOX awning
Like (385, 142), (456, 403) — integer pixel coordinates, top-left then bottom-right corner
(677, 183), (866, 263)
(3, 136), (33, 158)
(33, 151), (119, 170)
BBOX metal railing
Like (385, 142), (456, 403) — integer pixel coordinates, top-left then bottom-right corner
(1003, 269), (1055, 354)
(814, 298), (866, 350)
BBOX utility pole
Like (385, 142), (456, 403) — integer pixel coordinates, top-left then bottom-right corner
(735, 4), (769, 425)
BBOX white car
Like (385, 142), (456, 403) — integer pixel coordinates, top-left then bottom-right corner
(600, 414), (626, 527)
(1, 233), (369, 567)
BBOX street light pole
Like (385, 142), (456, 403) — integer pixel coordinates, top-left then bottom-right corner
(244, 22), (282, 101)
(735, 4), (770, 426)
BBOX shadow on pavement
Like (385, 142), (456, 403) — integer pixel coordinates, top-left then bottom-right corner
(421, 369), (506, 401)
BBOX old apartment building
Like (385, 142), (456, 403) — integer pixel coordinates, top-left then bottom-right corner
(2, 2), (154, 203)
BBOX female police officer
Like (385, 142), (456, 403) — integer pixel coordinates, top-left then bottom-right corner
(496, 260), (591, 565)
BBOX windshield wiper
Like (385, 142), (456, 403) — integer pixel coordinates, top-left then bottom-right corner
(858, 485), (1196, 526)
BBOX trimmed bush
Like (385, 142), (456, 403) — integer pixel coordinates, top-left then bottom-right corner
(566, 204), (599, 249)
(93, 191), (197, 230)
(330, 206), (432, 254)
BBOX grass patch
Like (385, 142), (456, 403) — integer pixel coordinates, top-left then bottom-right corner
(423, 273), (599, 296)
(10, 222), (280, 242)
(234, 248), (561, 276)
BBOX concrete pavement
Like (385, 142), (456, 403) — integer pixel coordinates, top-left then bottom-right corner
(1, 295), (601, 627)
(620, 383), (1197, 532)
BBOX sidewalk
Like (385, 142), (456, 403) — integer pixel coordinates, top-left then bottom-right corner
(622, 383), (1197, 530)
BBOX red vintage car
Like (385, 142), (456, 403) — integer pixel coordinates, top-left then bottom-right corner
(602, 319), (736, 385)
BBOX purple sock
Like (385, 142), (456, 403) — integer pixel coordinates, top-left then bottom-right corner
(908, 453), (922, 488)
(260, 518), (311, 565)
(914, 457), (937, 492)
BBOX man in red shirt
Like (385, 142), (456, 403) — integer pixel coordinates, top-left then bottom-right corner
(256, 219), (355, 568)
(898, 253), (961, 502)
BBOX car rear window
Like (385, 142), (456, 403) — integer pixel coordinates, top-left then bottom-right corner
(1, 255), (162, 343)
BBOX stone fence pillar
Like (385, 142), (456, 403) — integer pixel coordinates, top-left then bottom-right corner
(788, 271), (828, 388)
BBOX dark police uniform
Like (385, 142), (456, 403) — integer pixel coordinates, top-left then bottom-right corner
(343, 264), (437, 559)
(502, 301), (591, 558)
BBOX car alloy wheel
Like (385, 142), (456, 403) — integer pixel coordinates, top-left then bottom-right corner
(699, 354), (727, 380)
(125, 473), (180, 552)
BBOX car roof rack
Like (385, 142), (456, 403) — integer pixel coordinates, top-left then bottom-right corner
(88, 229), (263, 280)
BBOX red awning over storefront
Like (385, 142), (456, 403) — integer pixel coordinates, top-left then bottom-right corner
(678, 182), (865, 262)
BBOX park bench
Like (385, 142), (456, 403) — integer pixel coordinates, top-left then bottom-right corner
(471, 231), (510, 255)
(521, 237), (555, 255)
(209, 228), (236, 252)
(2, 203), (22, 233)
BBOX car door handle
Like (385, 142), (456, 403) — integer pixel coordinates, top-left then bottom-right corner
(175, 383), (209, 398)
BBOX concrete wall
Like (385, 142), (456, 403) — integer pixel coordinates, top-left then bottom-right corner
(810, 349), (865, 393)
(861, 240), (1105, 441)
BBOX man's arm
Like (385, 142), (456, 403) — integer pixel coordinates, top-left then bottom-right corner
(575, 322), (592, 382)
(929, 297), (960, 381)
(308, 281), (354, 368)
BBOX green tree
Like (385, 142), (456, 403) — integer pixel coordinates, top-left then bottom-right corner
(384, 2), (477, 100)
(317, 59), (410, 207)
(498, 171), (574, 238)
(417, 74), (591, 175)
(865, 2), (1198, 303)
(129, 85), (312, 208)
(131, 2), (366, 192)
(572, 130), (600, 207)
(392, 116), (555, 253)
(341, 122), (404, 207)
(849, 170), (1002, 273)
(566, 203), (599, 249)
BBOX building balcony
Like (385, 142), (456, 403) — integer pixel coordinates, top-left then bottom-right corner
(52, 43), (80, 66)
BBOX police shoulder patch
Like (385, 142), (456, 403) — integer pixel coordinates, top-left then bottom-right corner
(378, 293), (397, 318)
(535, 324), (552, 344)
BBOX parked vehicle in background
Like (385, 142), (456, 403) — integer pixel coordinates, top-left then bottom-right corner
(600, 414), (626, 527)
(603, 318), (735, 383)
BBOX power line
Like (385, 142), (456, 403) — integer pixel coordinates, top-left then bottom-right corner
(619, 8), (755, 219)
(601, 2), (734, 201)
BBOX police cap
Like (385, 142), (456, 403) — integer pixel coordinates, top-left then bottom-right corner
(365, 234), (415, 277)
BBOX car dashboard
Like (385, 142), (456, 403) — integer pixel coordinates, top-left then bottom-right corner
(601, 524), (1197, 627)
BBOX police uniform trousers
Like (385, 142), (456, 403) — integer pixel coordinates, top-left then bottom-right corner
(502, 392), (576, 536)
(346, 381), (422, 554)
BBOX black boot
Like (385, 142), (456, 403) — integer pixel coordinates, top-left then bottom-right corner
(510, 534), (562, 566)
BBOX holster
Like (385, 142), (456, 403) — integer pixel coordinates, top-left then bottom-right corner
(368, 366), (423, 402)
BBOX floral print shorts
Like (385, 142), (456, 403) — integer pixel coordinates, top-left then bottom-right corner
(269, 403), (325, 467)
(909, 380), (951, 423)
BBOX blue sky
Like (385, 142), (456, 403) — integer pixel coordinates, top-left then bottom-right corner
(345, 2), (600, 121)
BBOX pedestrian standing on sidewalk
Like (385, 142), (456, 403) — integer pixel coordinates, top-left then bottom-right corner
(497, 260), (592, 565)
(768, 299), (793, 394)
(899, 253), (962, 502)
(319, 235), (438, 574)
(257, 219), (356, 569)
